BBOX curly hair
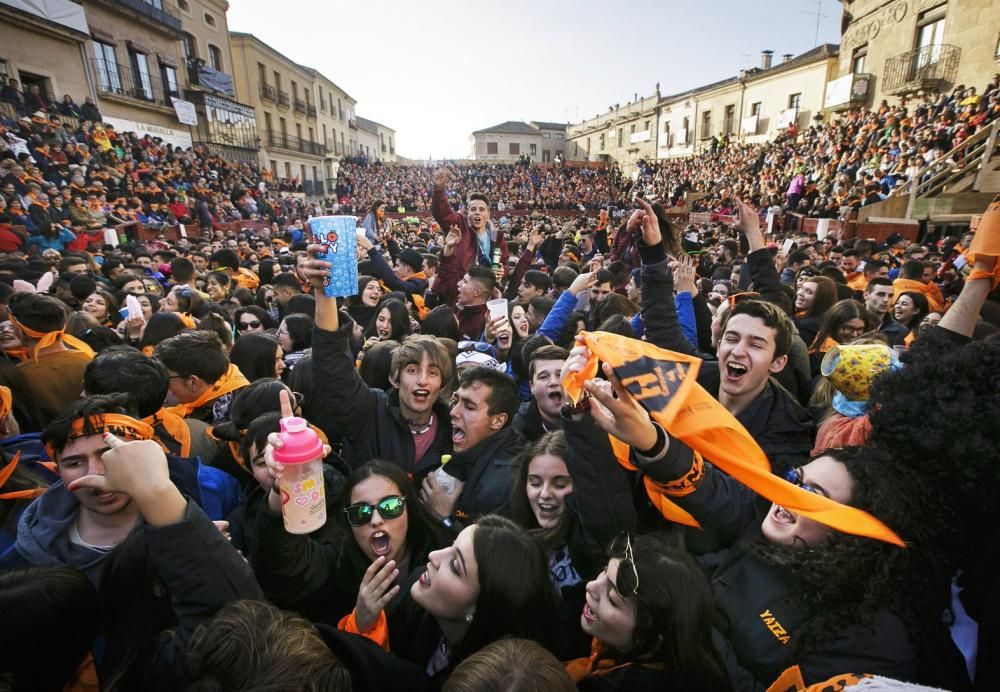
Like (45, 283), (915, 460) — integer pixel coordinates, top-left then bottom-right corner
(753, 446), (946, 658)
(868, 334), (1000, 574)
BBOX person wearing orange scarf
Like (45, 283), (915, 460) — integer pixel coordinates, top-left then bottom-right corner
(891, 259), (943, 313)
(9, 293), (94, 424)
(561, 338), (928, 687)
(155, 330), (249, 424)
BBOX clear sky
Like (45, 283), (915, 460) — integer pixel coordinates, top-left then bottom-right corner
(227, 0), (843, 160)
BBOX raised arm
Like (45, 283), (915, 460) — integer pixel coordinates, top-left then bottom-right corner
(635, 199), (696, 355)
(430, 167), (464, 231)
(67, 436), (262, 682)
(503, 226), (543, 300)
(736, 199), (787, 310)
(300, 243), (377, 446)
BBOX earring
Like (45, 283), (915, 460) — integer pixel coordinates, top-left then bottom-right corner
(464, 613), (474, 624)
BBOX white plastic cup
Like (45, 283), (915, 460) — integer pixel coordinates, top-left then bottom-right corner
(487, 298), (508, 322)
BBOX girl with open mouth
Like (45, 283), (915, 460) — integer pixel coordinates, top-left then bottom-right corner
(254, 457), (451, 653)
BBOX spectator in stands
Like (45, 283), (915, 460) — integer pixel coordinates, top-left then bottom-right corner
(155, 330), (249, 424)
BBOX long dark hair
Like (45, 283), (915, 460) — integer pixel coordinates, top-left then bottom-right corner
(607, 533), (732, 691)
(229, 333), (281, 381)
(457, 515), (558, 659)
(335, 460), (450, 569)
(138, 311), (185, 350)
(810, 299), (874, 350)
(509, 432), (573, 550)
(234, 305), (276, 332)
(364, 298), (411, 341)
(97, 528), (177, 692)
(752, 446), (939, 656)
(896, 290), (930, 330)
(799, 276), (838, 318)
(279, 313), (313, 352)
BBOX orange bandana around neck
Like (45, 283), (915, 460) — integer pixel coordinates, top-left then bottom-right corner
(9, 315), (96, 365)
(143, 408), (192, 457)
(165, 364), (249, 419)
(562, 332), (905, 547)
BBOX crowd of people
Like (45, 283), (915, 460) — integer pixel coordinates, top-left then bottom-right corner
(1, 72), (1000, 691)
(333, 159), (632, 214)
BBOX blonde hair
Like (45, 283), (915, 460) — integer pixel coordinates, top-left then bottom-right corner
(442, 638), (575, 692)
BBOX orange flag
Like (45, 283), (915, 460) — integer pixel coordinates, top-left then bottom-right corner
(563, 331), (905, 547)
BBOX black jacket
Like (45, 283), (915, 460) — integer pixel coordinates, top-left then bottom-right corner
(638, 245), (813, 477)
(147, 501), (265, 691)
(311, 323), (452, 480)
(444, 425), (524, 524)
(636, 440), (918, 689)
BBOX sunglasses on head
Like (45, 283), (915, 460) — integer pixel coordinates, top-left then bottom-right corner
(457, 340), (498, 357)
(609, 532), (642, 602)
(343, 495), (406, 527)
(238, 320), (261, 330)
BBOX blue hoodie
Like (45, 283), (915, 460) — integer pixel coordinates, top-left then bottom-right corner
(0, 455), (241, 586)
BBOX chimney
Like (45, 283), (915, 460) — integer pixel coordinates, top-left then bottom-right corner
(782, 53), (793, 63)
(761, 50), (774, 69)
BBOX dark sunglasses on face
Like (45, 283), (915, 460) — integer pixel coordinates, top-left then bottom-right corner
(785, 466), (821, 495)
(238, 320), (261, 330)
(344, 495), (406, 527)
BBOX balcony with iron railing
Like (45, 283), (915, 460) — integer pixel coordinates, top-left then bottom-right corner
(94, 0), (182, 33)
(276, 90), (290, 108)
(265, 129), (326, 157)
(259, 83), (276, 102)
(294, 98), (306, 115)
(306, 104), (317, 119)
(883, 44), (961, 96)
(91, 58), (177, 107)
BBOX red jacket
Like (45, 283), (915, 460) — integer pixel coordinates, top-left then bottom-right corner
(430, 187), (508, 305)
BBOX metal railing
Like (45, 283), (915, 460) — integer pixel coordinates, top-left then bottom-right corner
(259, 83), (276, 102)
(306, 104), (317, 119)
(265, 129), (325, 156)
(277, 91), (290, 108)
(903, 119), (1000, 216)
(91, 58), (176, 106)
(111, 0), (182, 31)
(883, 44), (960, 95)
(294, 98), (306, 114)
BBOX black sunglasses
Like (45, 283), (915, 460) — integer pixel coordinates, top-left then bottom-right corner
(609, 532), (642, 601)
(344, 495), (406, 527)
(238, 320), (261, 331)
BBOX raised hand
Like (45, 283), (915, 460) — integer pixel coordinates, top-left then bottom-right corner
(673, 255), (698, 295)
(433, 167), (450, 189)
(443, 225), (462, 258)
(303, 243), (333, 291)
(264, 389), (331, 513)
(585, 362), (659, 452)
(568, 271), (597, 296)
(635, 198), (661, 247)
(354, 556), (400, 633)
(527, 226), (544, 251)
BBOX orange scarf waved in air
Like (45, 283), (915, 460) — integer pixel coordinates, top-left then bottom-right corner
(562, 332), (905, 546)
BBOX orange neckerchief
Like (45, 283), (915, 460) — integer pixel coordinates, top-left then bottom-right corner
(178, 313), (196, 329)
(563, 332), (905, 546)
(0, 385), (11, 420)
(809, 335), (838, 355)
(891, 277), (943, 313)
(143, 408), (192, 457)
(0, 451), (46, 500)
(564, 640), (655, 684)
(8, 315), (96, 365)
(165, 364), (249, 419)
(44, 414), (158, 463)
